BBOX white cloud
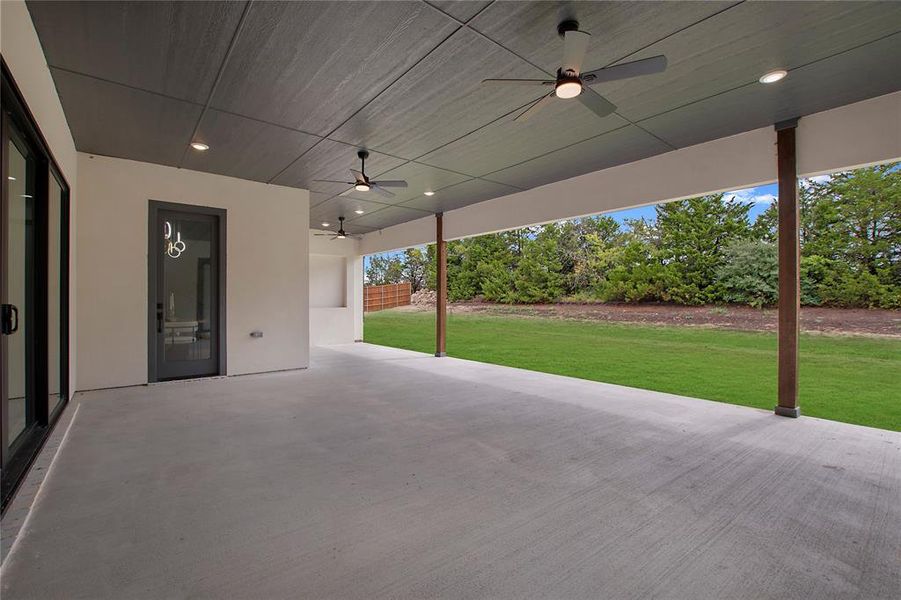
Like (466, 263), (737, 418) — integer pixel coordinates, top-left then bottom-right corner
(724, 189), (753, 201)
(801, 174), (831, 188)
(750, 193), (777, 204)
(725, 189), (777, 204)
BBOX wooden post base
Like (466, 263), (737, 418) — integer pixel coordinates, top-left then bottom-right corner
(774, 405), (801, 418)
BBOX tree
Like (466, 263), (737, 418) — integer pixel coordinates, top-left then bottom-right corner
(554, 216), (622, 294)
(511, 227), (565, 303)
(600, 240), (674, 303)
(751, 201), (778, 242)
(365, 254), (403, 285)
(448, 233), (514, 301)
(365, 162), (899, 309)
(715, 239), (778, 308)
(761, 166), (901, 308)
(623, 217), (660, 247)
(803, 166), (900, 283)
(655, 194), (752, 304)
(402, 247), (429, 292)
(478, 258), (516, 302)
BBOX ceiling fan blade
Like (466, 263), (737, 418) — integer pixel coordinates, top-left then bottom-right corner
(349, 169), (365, 182)
(581, 55), (667, 85)
(314, 232), (336, 236)
(370, 184), (395, 198)
(562, 29), (591, 75)
(578, 88), (617, 119)
(312, 179), (354, 185)
(370, 180), (408, 188)
(482, 78), (555, 87)
(515, 93), (555, 122)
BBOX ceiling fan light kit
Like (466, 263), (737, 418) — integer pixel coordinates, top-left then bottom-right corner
(555, 76), (582, 99)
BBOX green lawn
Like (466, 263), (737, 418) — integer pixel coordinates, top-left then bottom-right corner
(364, 310), (901, 432)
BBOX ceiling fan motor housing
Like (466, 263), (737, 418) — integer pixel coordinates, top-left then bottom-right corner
(355, 149), (371, 185)
(557, 19), (580, 38)
(556, 70), (582, 85)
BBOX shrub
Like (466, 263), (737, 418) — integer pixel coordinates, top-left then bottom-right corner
(715, 239), (778, 308)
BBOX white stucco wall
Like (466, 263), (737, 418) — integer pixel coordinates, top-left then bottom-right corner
(361, 91), (901, 255)
(76, 154), (310, 390)
(310, 255), (347, 308)
(2, 0), (80, 397)
(309, 231), (363, 346)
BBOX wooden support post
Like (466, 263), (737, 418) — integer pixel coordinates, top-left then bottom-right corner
(435, 213), (447, 357)
(776, 119), (800, 418)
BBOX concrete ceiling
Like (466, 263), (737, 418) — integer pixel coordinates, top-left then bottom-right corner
(27, 1), (901, 234)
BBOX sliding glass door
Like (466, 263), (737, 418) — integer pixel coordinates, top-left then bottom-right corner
(1, 65), (70, 512)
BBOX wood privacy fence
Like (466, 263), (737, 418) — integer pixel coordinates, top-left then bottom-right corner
(364, 282), (412, 312)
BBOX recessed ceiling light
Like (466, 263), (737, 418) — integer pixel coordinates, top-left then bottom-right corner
(190, 142), (210, 151)
(8, 176), (16, 181)
(424, 191), (435, 196)
(354, 209), (365, 214)
(759, 69), (787, 84)
(321, 222), (330, 227)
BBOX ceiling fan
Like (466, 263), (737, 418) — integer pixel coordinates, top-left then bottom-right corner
(482, 20), (667, 122)
(313, 216), (361, 240)
(313, 150), (408, 197)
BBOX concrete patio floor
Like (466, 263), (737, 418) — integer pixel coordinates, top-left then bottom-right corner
(2, 343), (899, 599)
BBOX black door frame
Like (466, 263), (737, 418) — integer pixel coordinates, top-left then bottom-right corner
(147, 201), (226, 383)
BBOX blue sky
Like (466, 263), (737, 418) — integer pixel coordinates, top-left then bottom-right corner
(608, 182), (779, 224)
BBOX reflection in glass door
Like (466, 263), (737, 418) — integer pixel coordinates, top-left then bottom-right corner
(47, 172), (66, 417)
(149, 203), (225, 381)
(3, 124), (36, 451)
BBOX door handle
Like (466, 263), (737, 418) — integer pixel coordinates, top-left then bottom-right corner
(1, 304), (18, 334)
(157, 303), (164, 333)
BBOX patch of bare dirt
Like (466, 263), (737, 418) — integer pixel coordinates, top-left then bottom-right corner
(399, 299), (901, 337)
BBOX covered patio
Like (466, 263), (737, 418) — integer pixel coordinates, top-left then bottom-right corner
(1, 1), (900, 597)
(3, 344), (900, 599)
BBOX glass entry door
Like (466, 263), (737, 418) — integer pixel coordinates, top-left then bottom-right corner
(149, 203), (225, 381)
